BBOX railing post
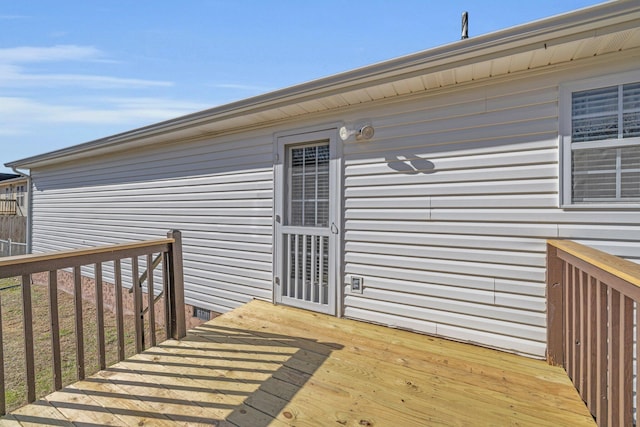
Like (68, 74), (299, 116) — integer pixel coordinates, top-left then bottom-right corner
(546, 243), (564, 366)
(167, 230), (186, 339)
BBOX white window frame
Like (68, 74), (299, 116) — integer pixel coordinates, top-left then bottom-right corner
(17, 185), (24, 207)
(560, 70), (640, 208)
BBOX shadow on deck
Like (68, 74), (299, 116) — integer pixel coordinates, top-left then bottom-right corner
(1, 300), (594, 426)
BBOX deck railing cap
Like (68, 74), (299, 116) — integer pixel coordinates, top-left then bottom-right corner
(0, 238), (174, 268)
(547, 239), (640, 288)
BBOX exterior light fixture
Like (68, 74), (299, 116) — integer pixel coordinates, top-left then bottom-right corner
(357, 125), (375, 140)
(339, 123), (375, 141)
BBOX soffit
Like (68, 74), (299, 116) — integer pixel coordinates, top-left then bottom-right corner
(190, 26), (640, 136)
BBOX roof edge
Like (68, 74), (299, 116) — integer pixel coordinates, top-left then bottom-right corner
(6, 0), (638, 169)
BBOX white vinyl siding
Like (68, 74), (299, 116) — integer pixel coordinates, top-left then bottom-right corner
(28, 54), (640, 359)
(31, 133), (274, 314)
(341, 64), (640, 358)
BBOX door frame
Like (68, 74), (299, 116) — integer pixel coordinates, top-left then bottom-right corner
(273, 124), (343, 316)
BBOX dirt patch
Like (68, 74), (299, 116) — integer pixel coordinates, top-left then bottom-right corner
(0, 277), (153, 412)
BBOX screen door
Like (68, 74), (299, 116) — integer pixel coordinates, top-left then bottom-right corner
(274, 130), (339, 314)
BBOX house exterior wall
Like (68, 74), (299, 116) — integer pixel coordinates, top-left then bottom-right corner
(31, 131), (274, 314)
(29, 51), (639, 358)
(340, 55), (640, 358)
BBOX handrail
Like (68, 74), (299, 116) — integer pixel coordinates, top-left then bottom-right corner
(0, 238), (174, 273)
(547, 239), (638, 427)
(0, 230), (186, 414)
(0, 239), (176, 280)
(548, 239), (640, 288)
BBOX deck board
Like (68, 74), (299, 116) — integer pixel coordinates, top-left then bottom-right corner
(1, 300), (594, 426)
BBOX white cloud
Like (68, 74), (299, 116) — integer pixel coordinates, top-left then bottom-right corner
(210, 83), (274, 92)
(0, 45), (102, 63)
(0, 45), (211, 149)
(0, 15), (28, 20)
(0, 126), (27, 136)
(0, 45), (172, 89)
(0, 69), (172, 89)
(0, 96), (210, 126)
(104, 97), (211, 112)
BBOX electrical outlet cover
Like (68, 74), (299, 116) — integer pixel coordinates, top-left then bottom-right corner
(351, 276), (363, 293)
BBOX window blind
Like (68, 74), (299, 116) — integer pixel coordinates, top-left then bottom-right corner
(288, 144), (329, 226)
(570, 82), (640, 202)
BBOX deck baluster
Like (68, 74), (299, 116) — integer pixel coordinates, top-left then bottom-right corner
(114, 259), (125, 361)
(132, 256), (143, 353)
(620, 294), (633, 427)
(73, 266), (85, 380)
(21, 274), (35, 403)
(636, 298), (640, 427)
(147, 253), (156, 347)
(48, 271), (62, 390)
(578, 270), (587, 401)
(0, 292), (5, 415)
(586, 275), (597, 413)
(162, 253), (171, 340)
(95, 263), (106, 370)
(547, 240), (640, 427)
(596, 279), (607, 423)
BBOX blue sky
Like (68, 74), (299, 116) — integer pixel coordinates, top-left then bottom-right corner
(1, 0), (604, 173)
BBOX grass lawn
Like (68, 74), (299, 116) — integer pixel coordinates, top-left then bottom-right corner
(0, 276), (144, 413)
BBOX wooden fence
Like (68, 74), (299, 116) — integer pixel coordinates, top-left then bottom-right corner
(0, 216), (26, 243)
(0, 200), (16, 216)
(547, 240), (640, 427)
(0, 230), (186, 415)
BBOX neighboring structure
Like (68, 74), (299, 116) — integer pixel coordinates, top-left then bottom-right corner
(0, 174), (28, 255)
(0, 174), (28, 216)
(6, 1), (640, 358)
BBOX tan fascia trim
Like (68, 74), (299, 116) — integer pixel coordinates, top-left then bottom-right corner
(0, 176), (29, 185)
(6, 0), (640, 169)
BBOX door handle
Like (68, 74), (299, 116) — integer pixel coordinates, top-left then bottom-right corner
(331, 222), (339, 234)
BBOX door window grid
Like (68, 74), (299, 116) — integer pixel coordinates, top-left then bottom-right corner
(288, 144), (329, 227)
(284, 233), (329, 304)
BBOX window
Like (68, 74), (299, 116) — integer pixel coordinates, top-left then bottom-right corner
(287, 143), (330, 227)
(17, 185), (25, 207)
(562, 73), (640, 205)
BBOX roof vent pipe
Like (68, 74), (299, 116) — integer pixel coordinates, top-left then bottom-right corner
(461, 11), (469, 39)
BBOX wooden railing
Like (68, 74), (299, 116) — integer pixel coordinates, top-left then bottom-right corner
(0, 200), (16, 215)
(547, 240), (640, 427)
(0, 230), (186, 415)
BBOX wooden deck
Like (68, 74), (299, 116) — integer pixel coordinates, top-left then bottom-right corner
(1, 300), (594, 426)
